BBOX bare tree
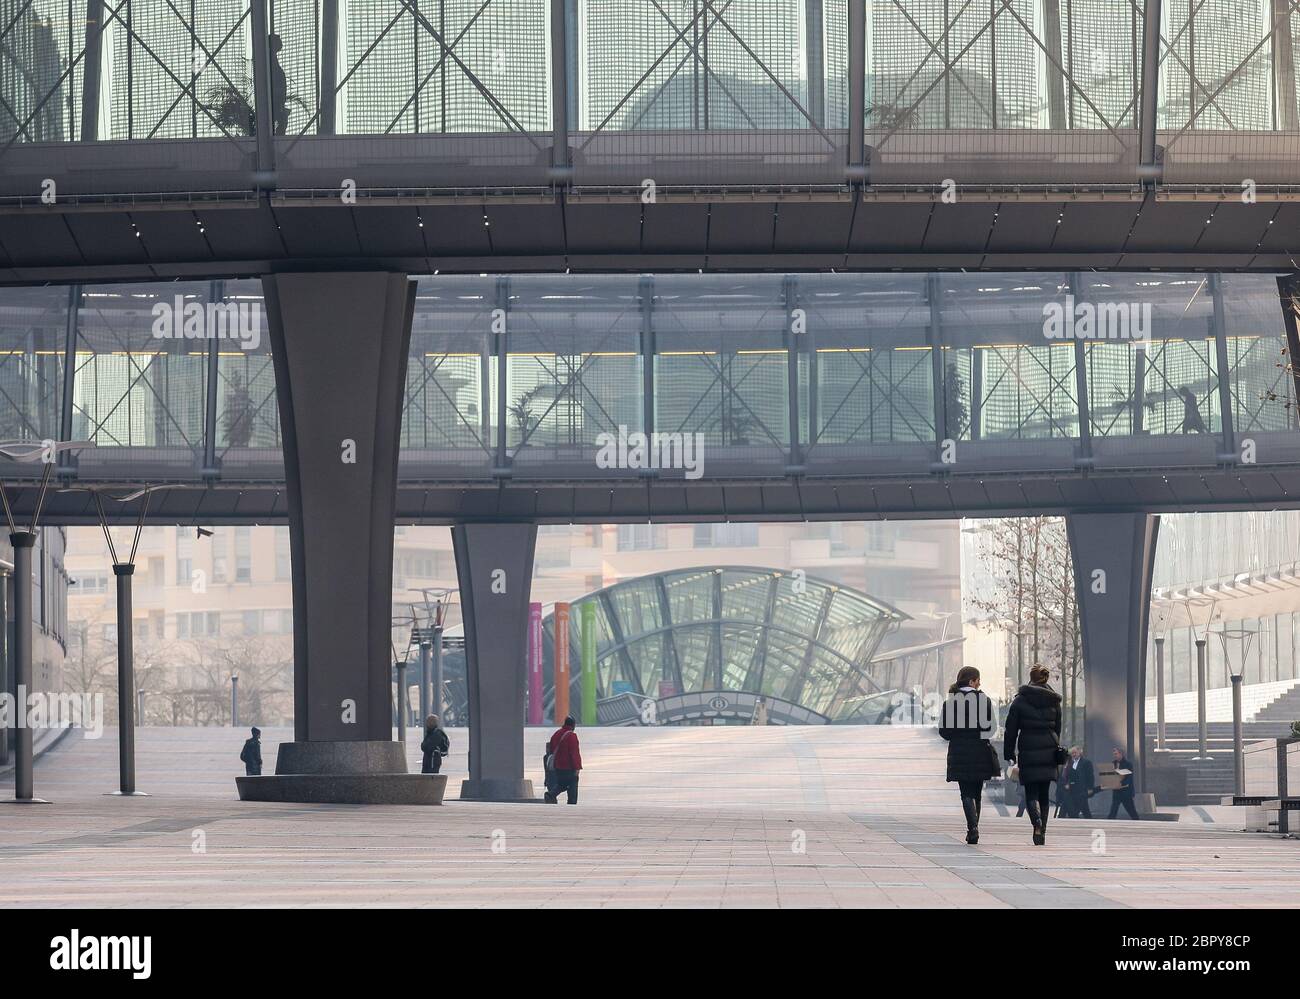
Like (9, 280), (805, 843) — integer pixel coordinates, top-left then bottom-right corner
(969, 517), (1083, 738)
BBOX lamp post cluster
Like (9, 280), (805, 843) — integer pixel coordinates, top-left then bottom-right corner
(409, 588), (452, 727)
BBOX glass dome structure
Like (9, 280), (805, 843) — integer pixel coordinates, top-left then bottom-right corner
(541, 566), (906, 723)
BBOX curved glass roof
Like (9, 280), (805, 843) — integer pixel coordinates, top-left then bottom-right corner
(542, 566), (907, 721)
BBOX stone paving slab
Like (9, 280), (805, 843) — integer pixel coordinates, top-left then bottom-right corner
(1, 725), (1295, 908)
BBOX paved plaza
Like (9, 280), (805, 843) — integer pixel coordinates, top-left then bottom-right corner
(1, 726), (1296, 908)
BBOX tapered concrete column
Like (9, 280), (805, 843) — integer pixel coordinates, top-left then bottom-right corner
(453, 523), (538, 801)
(236, 273), (445, 806)
(265, 271), (413, 745)
(1066, 513), (1160, 795)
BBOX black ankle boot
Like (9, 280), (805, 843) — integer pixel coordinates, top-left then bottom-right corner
(961, 796), (979, 843)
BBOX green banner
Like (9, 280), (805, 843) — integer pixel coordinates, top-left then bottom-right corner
(581, 600), (598, 726)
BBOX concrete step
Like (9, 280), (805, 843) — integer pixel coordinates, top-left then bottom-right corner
(1254, 687), (1300, 722)
(1152, 723), (1285, 735)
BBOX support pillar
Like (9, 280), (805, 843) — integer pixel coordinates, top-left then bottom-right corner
(250, 0), (276, 184)
(1153, 635), (1169, 753)
(4, 533), (44, 803)
(0, 564), (9, 767)
(236, 273), (445, 805)
(1066, 512), (1160, 795)
(432, 624), (444, 721)
(847, 0), (865, 180)
(109, 564), (144, 795)
(418, 639), (431, 722)
(396, 659), (407, 743)
(453, 522), (538, 801)
(81, 1), (105, 142)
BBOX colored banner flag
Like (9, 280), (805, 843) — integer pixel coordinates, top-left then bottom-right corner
(554, 602), (571, 724)
(581, 600), (598, 726)
(527, 602), (543, 725)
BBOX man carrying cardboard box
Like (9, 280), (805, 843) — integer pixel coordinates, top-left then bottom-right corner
(1102, 747), (1139, 819)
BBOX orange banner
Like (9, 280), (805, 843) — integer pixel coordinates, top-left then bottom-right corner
(554, 602), (571, 724)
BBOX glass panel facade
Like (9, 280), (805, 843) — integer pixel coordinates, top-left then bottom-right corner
(72, 283), (208, 455)
(804, 273), (935, 447)
(654, 274), (789, 464)
(339, 0), (549, 135)
(0, 270), (1291, 482)
(0, 285), (68, 447)
(939, 273), (1079, 441)
(104, 1), (256, 140)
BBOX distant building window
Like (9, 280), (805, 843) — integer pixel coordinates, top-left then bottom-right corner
(864, 523), (894, 554)
(694, 523), (758, 548)
(275, 528), (291, 580)
(617, 524), (666, 551)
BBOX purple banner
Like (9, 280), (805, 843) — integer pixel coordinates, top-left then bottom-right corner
(527, 602), (543, 725)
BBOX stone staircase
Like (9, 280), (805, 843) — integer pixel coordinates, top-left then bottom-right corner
(1253, 684), (1300, 730)
(1146, 721), (1286, 805)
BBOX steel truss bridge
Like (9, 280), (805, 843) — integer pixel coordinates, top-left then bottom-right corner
(3, 1), (1300, 283)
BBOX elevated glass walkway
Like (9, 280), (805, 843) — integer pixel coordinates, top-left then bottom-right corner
(0, 270), (1295, 514)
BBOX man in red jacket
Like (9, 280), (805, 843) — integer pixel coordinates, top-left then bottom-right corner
(544, 716), (582, 804)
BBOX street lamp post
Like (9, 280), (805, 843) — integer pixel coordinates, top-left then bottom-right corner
(418, 635), (431, 723)
(1217, 628), (1256, 798)
(9, 530), (38, 802)
(432, 610), (445, 720)
(409, 588), (453, 724)
(230, 674), (239, 728)
(1193, 638), (1212, 761)
(395, 657), (408, 744)
(89, 486), (155, 797)
(0, 438), (94, 805)
(1153, 636), (1169, 753)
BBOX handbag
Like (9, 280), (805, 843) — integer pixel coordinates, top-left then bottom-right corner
(1051, 717), (1069, 766)
(1052, 732), (1069, 767)
(985, 740), (1001, 776)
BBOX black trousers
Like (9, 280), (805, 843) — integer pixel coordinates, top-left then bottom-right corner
(1022, 781), (1052, 828)
(422, 754), (442, 774)
(549, 770), (579, 804)
(1108, 789), (1139, 820)
(1063, 787), (1092, 818)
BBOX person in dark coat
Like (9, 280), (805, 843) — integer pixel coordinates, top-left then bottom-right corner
(1106, 747), (1140, 820)
(239, 727), (262, 776)
(938, 665), (1000, 844)
(1060, 746), (1096, 817)
(1178, 387), (1208, 434)
(544, 716), (582, 804)
(1003, 666), (1063, 845)
(420, 715), (450, 774)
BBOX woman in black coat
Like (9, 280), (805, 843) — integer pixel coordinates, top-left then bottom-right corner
(1003, 665), (1064, 845)
(938, 666), (1000, 845)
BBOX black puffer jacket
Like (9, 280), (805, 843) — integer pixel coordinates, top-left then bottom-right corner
(938, 688), (1001, 782)
(1002, 683), (1063, 784)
